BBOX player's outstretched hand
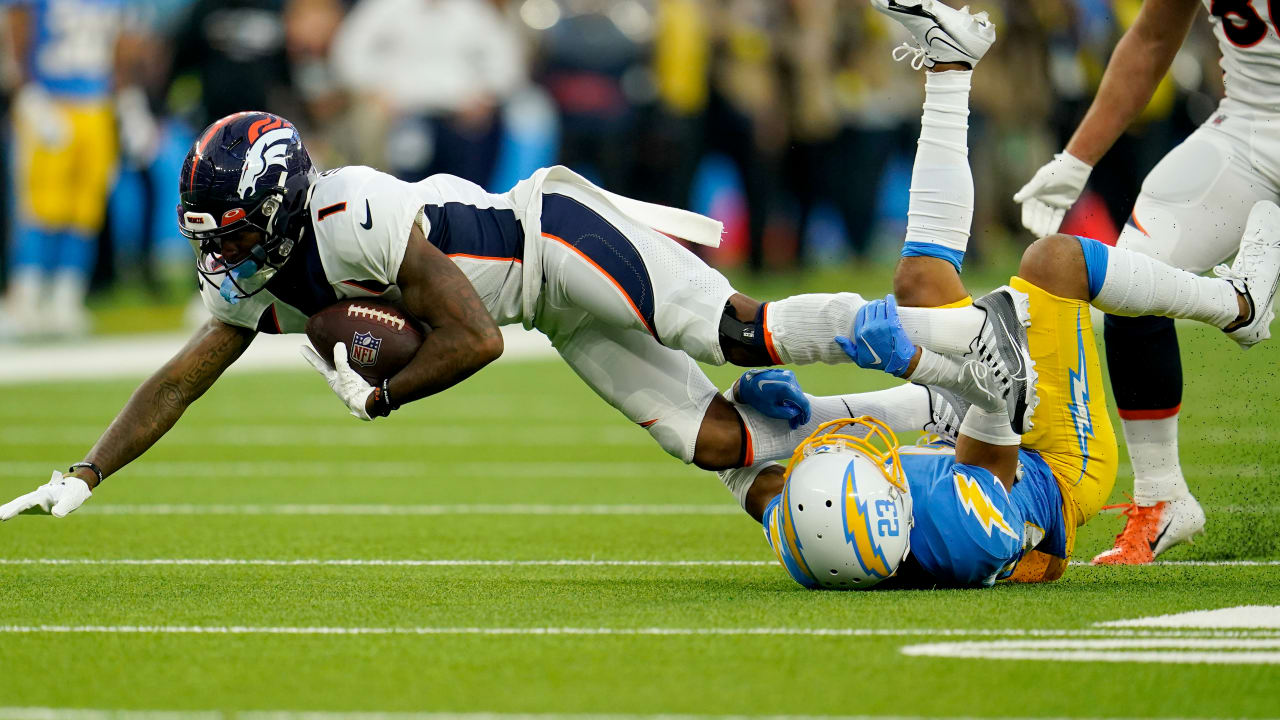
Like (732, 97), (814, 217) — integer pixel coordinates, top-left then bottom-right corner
(301, 342), (377, 421)
(1013, 151), (1093, 237)
(734, 368), (812, 430)
(839, 295), (916, 377)
(0, 471), (93, 521)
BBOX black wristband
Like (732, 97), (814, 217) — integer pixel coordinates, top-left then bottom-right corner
(68, 461), (104, 485)
(369, 380), (400, 418)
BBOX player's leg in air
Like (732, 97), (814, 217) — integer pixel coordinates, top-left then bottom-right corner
(528, 5), (1026, 512)
(736, 0), (1280, 560)
(1095, 123), (1280, 564)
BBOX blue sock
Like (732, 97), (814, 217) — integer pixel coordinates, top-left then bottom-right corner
(901, 242), (964, 273)
(55, 230), (97, 276)
(1075, 235), (1110, 301)
(10, 225), (59, 272)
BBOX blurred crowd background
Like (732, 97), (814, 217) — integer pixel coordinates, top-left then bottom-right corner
(0, 0), (1230, 339)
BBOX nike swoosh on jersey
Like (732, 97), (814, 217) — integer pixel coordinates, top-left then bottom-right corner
(360, 199), (374, 230)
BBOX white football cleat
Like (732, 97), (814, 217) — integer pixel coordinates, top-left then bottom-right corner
(1216, 200), (1280, 349)
(872, 0), (996, 70)
(1092, 493), (1207, 565)
(921, 383), (968, 444)
(967, 286), (1038, 434)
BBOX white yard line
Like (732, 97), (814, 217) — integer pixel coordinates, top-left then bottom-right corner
(1099, 606), (1280, 628)
(901, 638), (1280, 665)
(4, 328), (556, 385)
(0, 710), (1256, 720)
(70, 504), (740, 516)
(0, 461), (687, 479)
(0, 626), (1274, 639)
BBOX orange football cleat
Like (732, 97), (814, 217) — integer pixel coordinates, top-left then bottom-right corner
(1092, 494), (1206, 565)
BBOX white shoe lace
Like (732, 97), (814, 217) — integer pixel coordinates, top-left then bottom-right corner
(891, 42), (929, 70)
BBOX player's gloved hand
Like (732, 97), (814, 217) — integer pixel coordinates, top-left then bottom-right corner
(13, 84), (70, 148)
(1012, 151), (1093, 237)
(301, 342), (376, 421)
(734, 368), (812, 429)
(838, 295), (916, 377)
(0, 471), (93, 521)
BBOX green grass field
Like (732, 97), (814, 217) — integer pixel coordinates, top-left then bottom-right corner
(2, 264), (1279, 718)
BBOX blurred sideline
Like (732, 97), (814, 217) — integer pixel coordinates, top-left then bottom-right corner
(4, 326), (557, 385)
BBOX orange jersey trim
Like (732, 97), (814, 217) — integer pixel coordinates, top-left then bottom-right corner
(448, 253), (523, 264)
(1117, 405), (1181, 421)
(761, 303), (782, 365)
(542, 232), (653, 336)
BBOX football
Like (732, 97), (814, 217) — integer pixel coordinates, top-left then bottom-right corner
(305, 298), (427, 384)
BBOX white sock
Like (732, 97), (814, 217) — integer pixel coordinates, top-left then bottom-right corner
(733, 383), (932, 464)
(897, 304), (985, 355)
(1123, 416), (1190, 505)
(718, 461), (782, 510)
(959, 405), (1020, 446)
(764, 293), (866, 365)
(902, 70), (974, 266)
(1091, 242), (1239, 328)
(904, 349), (1000, 413)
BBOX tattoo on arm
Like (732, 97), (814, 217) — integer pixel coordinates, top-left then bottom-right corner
(79, 320), (254, 485)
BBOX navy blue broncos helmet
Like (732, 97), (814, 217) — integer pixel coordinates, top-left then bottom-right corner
(178, 112), (316, 299)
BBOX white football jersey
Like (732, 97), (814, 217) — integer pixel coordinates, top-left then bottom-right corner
(1204, 0), (1280, 110)
(198, 166), (526, 333)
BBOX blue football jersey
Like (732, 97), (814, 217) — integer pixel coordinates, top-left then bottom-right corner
(8, 0), (123, 98)
(897, 443), (1066, 587)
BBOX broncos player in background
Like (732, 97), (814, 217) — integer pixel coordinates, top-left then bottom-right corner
(2, 0), (128, 338)
(1015, 0), (1280, 564)
(735, 0), (1280, 588)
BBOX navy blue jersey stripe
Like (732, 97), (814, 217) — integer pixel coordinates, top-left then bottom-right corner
(539, 193), (657, 339)
(264, 232), (339, 316)
(423, 203), (524, 261)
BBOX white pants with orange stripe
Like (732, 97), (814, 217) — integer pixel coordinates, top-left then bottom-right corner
(531, 180), (736, 463)
(1120, 97), (1280, 272)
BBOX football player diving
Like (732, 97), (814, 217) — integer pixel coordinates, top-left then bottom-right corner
(1, 1), (1274, 546)
(732, 0), (1280, 588)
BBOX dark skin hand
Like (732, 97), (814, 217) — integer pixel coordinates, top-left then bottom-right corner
(70, 319), (256, 489)
(225, 222), (504, 413)
(373, 221), (504, 410)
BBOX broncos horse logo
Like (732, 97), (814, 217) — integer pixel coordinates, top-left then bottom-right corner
(237, 116), (297, 199)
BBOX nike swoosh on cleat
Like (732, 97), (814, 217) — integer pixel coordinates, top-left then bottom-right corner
(859, 335), (883, 367)
(360, 199), (374, 230)
(924, 27), (972, 59)
(1150, 522), (1172, 554)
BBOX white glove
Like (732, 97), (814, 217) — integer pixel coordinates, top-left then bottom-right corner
(13, 84), (70, 148)
(0, 471), (93, 520)
(1012, 151), (1093, 237)
(301, 342), (376, 421)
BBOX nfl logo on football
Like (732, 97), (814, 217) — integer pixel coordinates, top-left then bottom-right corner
(350, 331), (381, 367)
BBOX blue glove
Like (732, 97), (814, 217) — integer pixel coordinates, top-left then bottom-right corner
(837, 295), (916, 377)
(735, 368), (812, 429)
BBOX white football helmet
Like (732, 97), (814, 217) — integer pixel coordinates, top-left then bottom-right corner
(763, 417), (914, 589)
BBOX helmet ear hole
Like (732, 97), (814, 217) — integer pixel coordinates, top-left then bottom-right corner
(797, 504), (804, 511)
(825, 500), (832, 507)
